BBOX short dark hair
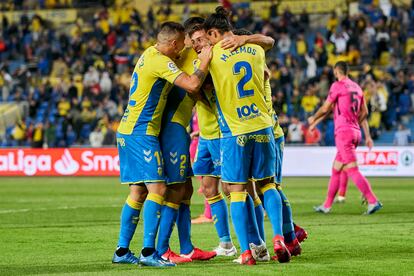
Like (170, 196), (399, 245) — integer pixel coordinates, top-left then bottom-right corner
(334, 61), (349, 75)
(233, 28), (252, 36)
(184, 17), (205, 33)
(158, 21), (185, 36)
(188, 24), (204, 38)
(203, 6), (232, 34)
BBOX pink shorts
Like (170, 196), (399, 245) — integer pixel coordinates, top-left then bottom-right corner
(334, 129), (361, 164)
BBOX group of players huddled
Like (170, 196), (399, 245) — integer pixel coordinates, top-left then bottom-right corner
(112, 6), (381, 267)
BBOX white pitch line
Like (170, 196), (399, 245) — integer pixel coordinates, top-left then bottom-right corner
(0, 204), (120, 214)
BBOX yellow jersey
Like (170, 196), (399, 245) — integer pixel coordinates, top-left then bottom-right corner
(196, 85), (221, 139)
(118, 46), (183, 136)
(264, 80), (284, 139)
(209, 42), (272, 137)
(162, 47), (197, 129)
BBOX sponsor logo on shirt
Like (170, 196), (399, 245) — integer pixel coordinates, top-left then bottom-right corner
(236, 103), (261, 121)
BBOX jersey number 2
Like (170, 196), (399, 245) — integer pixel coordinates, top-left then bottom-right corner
(233, 61), (254, 98)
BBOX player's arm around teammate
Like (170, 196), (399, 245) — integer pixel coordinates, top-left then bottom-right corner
(113, 22), (212, 267)
(204, 7), (291, 264)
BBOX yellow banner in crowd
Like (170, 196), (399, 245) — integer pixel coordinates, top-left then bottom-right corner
(168, 0), (347, 20)
(0, 9), (77, 24)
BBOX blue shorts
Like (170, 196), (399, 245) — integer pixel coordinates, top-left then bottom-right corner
(221, 127), (276, 184)
(193, 137), (221, 177)
(275, 136), (285, 184)
(116, 133), (165, 185)
(159, 123), (193, 184)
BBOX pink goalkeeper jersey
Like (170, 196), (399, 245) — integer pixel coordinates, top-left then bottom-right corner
(327, 77), (363, 133)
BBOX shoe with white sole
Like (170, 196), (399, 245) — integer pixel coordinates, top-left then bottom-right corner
(214, 245), (237, 256)
(313, 205), (331, 214)
(249, 241), (270, 261)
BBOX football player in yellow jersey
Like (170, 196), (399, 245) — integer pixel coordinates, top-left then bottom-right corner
(187, 19), (278, 259)
(204, 7), (290, 265)
(229, 29), (308, 261)
(113, 22), (212, 267)
(186, 18), (237, 257)
(156, 37), (217, 263)
(263, 75), (306, 257)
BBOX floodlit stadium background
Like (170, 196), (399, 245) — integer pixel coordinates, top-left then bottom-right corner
(0, 0), (413, 177)
(1, 1), (414, 275)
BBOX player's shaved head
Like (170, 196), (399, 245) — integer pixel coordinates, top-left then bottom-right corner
(334, 61), (349, 75)
(157, 22), (185, 43)
(155, 22), (186, 59)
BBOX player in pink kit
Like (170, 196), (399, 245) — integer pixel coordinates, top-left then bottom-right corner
(308, 61), (382, 215)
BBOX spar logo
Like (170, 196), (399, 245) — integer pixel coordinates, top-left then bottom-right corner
(0, 149), (120, 176)
(356, 151), (398, 166)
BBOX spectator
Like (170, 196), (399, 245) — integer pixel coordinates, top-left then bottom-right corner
(288, 116), (304, 143)
(0, 3), (413, 148)
(301, 88), (320, 117)
(11, 120), (26, 146)
(304, 127), (321, 145)
(277, 33), (291, 57)
(31, 122), (44, 148)
(393, 124), (412, 145)
(305, 53), (317, 79)
(100, 72), (112, 94)
(89, 126), (104, 147)
(375, 27), (390, 60)
(44, 121), (56, 148)
(330, 29), (350, 55)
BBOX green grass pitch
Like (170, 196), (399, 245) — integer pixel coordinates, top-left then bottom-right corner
(0, 177), (413, 275)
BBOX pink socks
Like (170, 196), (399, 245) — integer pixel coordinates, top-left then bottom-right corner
(346, 167), (378, 204)
(204, 199), (212, 219)
(323, 168), (341, 208)
(338, 171), (348, 197)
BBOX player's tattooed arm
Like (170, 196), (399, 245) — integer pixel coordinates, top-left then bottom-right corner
(174, 46), (212, 94)
(193, 69), (206, 82)
(221, 34), (275, 52)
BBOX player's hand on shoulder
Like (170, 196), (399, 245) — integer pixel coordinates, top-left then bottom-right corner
(198, 45), (213, 63)
(221, 35), (246, 52)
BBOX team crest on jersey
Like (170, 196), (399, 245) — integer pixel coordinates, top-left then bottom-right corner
(237, 135), (248, 147)
(168, 62), (179, 73)
(138, 55), (144, 68)
(193, 59), (199, 71)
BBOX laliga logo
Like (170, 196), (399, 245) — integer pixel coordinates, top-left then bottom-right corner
(54, 149), (80, 175)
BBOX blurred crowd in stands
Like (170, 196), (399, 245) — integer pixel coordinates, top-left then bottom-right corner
(0, 0), (413, 148)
